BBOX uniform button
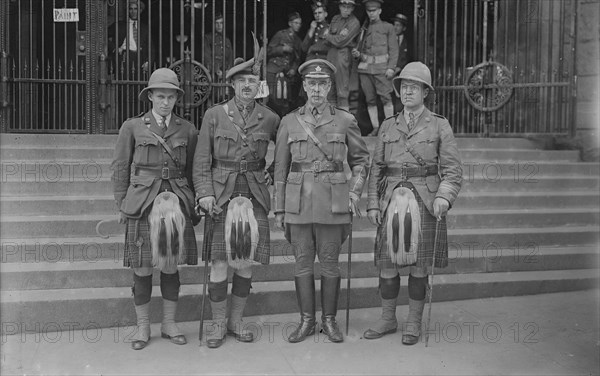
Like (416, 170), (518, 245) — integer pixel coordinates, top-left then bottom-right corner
(164, 161), (168, 166)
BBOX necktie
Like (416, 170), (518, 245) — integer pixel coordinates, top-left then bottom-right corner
(241, 105), (249, 120)
(160, 116), (167, 128)
(408, 112), (415, 131)
(133, 21), (138, 44)
(312, 107), (319, 119)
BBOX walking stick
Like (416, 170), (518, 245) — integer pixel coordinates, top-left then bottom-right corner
(346, 213), (353, 336)
(425, 218), (441, 347)
(198, 214), (213, 344)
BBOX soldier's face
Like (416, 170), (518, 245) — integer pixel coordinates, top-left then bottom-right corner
(339, 4), (354, 18)
(215, 18), (224, 34)
(303, 78), (331, 106)
(289, 18), (302, 33)
(148, 88), (179, 116)
(394, 21), (406, 36)
(232, 74), (260, 101)
(400, 80), (428, 109)
(366, 7), (381, 21)
(313, 7), (327, 23)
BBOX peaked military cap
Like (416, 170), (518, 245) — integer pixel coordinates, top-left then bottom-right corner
(299, 59), (337, 79)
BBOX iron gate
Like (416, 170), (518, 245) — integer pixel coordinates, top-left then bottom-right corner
(414, 0), (577, 136)
(0, 0), (267, 134)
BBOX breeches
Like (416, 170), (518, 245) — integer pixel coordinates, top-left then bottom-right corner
(287, 223), (349, 277)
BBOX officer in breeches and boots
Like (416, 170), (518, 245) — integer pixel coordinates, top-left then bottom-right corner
(193, 54), (280, 349)
(274, 59), (370, 343)
(363, 62), (462, 345)
(111, 68), (200, 350)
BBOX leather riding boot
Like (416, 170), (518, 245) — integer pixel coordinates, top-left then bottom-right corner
(131, 302), (151, 350)
(160, 299), (187, 345)
(321, 276), (343, 343)
(364, 275), (400, 339)
(288, 275), (316, 343)
(367, 106), (380, 136)
(402, 298), (426, 345)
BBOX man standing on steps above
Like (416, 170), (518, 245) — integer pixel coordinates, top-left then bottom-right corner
(363, 62), (462, 345)
(352, 0), (398, 136)
(274, 59), (370, 344)
(193, 54), (280, 349)
(324, 0), (361, 111)
(111, 68), (199, 350)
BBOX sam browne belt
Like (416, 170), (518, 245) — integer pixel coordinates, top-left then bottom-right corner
(212, 158), (266, 173)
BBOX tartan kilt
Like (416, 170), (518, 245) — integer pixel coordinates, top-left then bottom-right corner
(373, 182), (448, 271)
(123, 181), (198, 268)
(202, 175), (271, 265)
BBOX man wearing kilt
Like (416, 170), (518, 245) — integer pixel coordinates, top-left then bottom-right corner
(193, 56), (280, 349)
(274, 59), (370, 343)
(111, 68), (199, 350)
(364, 62), (462, 345)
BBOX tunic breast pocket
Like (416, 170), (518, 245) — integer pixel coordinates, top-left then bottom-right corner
(326, 133), (346, 161)
(170, 138), (188, 166)
(380, 131), (403, 161)
(134, 136), (159, 165)
(251, 132), (271, 158)
(288, 132), (309, 160)
(214, 128), (239, 159)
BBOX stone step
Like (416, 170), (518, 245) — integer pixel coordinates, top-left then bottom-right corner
(3, 207), (599, 239)
(1, 246), (596, 291)
(2, 190), (598, 216)
(1, 268), (597, 332)
(2, 226), (598, 263)
(2, 174), (598, 196)
(0, 134), (546, 151)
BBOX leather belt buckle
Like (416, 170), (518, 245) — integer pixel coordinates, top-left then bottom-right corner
(161, 167), (170, 179)
(240, 160), (248, 173)
(313, 161), (321, 174)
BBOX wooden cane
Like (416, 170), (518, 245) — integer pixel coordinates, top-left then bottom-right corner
(425, 218), (441, 347)
(198, 215), (213, 345)
(345, 214), (353, 337)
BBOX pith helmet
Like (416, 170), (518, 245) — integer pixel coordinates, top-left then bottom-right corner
(138, 68), (184, 102)
(393, 61), (434, 96)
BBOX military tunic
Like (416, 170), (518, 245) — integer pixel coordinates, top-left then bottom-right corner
(193, 99), (280, 264)
(274, 105), (369, 224)
(302, 21), (330, 60)
(367, 108), (462, 269)
(325, 14), (361, 107)
(203, 32), (233, 78)
(356, 19), (398, 105)
(111, 111), (199, 267)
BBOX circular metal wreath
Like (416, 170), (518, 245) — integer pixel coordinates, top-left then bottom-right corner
(168, 59), (212, 108)
(464, 61), (513, 112)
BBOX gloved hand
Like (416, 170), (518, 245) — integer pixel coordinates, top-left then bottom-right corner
(367, 209), (381, 227)
(349, 192), (362, 217)
(433, 197), (450, 220)
(196, 196), (222, 217)
(274, 213), (285, 230)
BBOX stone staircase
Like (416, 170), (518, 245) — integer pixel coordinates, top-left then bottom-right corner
(1, 134), (599, 334)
